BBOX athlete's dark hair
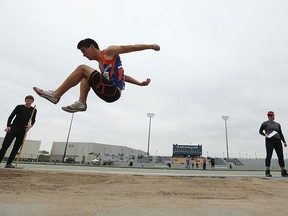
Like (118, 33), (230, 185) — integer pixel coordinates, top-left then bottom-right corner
(77, 38), (99, 50)
(25, 95), (34, 101)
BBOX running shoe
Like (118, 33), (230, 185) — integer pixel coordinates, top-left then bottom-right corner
(281, 169), (288, 177)
(5, 163), (15, 168)
(62, 101), (87, 113)
(33, 87), (60, 104)
(265, 170), (272, 177)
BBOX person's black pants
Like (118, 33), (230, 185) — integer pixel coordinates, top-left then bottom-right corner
(265, 138), (285, 168)
(0, 127), (25, 164)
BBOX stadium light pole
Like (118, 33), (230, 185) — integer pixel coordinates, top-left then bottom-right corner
(147, 113), (155, 156)
(222, 115), (229, 159)
(63, 113), (74, 163)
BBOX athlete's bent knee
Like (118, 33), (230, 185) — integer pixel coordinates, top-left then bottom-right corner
(76, 64), (89, 71)
(76, 65), (95, 77)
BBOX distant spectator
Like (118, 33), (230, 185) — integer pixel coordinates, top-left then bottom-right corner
(203, 159), (206, 170)
(211, 158), (215, 170)
(185, 155), (191, 170)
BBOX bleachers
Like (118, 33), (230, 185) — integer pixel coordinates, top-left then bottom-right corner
(226, 158), (243, 165)
(213, 158), (227, 166)
(155, 156), (172, 163)
(136, 156), (153, 163)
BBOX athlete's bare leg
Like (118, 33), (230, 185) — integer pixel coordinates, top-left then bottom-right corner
(78, 78), (91, 103)
(53, 65), (94, 98)
(33, 64), (95, 105)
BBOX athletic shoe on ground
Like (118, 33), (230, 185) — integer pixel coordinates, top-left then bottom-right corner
(62, 101), (87, 113)
(265, 170), (272, 177)
(281, 169), (288, 177)
(33, 87), (60, 104)
(5, 163), (15, 168)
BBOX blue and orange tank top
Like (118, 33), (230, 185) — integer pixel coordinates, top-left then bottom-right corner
(99, 51), (125, 90)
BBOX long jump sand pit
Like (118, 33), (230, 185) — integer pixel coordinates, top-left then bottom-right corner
(0, 168), (287, 216)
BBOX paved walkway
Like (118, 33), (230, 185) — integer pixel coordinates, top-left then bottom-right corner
(11, 163), (288, 180)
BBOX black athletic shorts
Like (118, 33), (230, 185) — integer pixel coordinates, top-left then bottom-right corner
(89, 70), (121, 103)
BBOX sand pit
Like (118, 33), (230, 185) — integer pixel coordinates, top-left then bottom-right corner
(0, 168), (287, 216)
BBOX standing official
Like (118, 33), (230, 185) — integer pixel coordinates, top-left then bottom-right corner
(259, 111), (288, 177)
(0, 95), (37, 168)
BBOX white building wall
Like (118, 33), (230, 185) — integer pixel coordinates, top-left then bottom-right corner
(51, 141), (146, 163)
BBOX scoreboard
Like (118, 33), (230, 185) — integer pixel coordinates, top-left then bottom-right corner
(172, 144), (202, 157)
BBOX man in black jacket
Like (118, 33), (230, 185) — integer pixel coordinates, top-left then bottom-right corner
(0, 95), (37, 168)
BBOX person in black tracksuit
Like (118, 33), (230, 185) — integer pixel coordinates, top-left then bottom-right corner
(259, 111), (288, 177)
(0, 95), (37, 168)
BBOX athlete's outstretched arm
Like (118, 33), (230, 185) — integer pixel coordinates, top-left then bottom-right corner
(104, 44), (160, 59)
(124, 75), (151, 86)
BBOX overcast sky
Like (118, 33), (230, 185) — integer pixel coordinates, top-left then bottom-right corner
(1, 0), (288, 158)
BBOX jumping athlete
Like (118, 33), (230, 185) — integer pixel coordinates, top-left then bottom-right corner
(33, 38), (160, 112)
(259, 111), (288, 177)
